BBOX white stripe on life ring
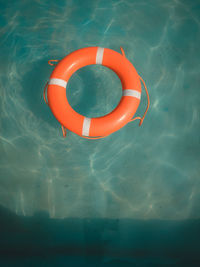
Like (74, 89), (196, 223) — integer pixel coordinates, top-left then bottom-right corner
(49, 78), (67, 88)
(82, 117), (91, 136)
(123, 89), (141, 99)
(96, 47), (104, 64)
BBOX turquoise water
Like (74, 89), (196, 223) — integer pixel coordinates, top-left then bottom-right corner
(0, 0), (200, 265)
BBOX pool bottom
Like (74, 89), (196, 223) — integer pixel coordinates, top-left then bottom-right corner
(0, 205), (200, 266)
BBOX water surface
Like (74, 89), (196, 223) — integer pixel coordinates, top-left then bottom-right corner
(0, 0), (200, 265)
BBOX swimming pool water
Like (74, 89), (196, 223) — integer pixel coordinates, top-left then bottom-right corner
(0, 0), (200, 265)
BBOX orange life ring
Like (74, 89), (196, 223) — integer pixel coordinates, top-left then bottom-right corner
(44, 47), (149, 139)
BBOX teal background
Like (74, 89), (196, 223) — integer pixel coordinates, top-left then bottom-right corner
(0, 0), (200, 265)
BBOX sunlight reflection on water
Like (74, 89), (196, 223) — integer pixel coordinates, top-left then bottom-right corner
(0, 0), (200, 220)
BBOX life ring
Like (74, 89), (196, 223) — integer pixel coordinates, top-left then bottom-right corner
(44, 47), (149, 139)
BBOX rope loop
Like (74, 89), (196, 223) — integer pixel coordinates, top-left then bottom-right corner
(81, 135), (106, 140)
(43, 81), (49, 106)
(120, 47), (126, 57)
(61, 125), (67, 137)
(130, 75), (150, 126)
(48, 60), (59, 66)
(61, 126), (105, 139)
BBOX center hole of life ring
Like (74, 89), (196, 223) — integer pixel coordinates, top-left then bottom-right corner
(66, 64), (122, 118)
